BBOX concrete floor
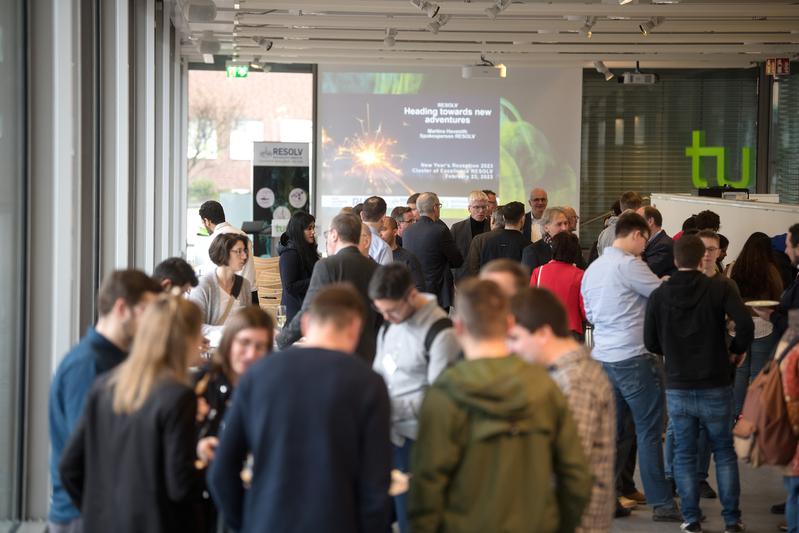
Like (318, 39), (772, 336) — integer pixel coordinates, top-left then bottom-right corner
(612, 464), (787, 533)
(1, 462), (787, 533)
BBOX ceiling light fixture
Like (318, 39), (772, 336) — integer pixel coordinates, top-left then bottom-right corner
(410, 0), (440, 18)
(619, 0), (634, 5)
(384, 28), (398, 47)
(253, 36), (274, 51)
(485, 0), (512, 19)
(593, 60), (615, 81)
(427, 13), (450, 34)
(639, 16), (665, 36)
(580, 16), (597, 39)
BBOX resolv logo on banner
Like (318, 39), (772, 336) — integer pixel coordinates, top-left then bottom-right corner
(254, 142), (310, 167)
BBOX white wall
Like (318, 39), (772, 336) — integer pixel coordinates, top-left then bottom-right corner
(651, 193), (799, 262)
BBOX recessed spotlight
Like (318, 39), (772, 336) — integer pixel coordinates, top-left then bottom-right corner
(580, 17), (597, 39)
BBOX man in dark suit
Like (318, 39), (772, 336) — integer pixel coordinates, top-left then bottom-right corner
(403, 192), (464, 310)
(210, 284), (392, 533)
(451, 191), (491, 281)
(522, 207), (586, 271)
(276, 212), (380, 363)
(638, 206), (676, 278)
(480, 202), (531, 265)
(522, 187), (548, 242)
(466, 207), (505, 277)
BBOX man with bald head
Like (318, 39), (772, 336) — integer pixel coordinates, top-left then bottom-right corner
(522, 187), (548, 242)
(402, 192), (463, 310)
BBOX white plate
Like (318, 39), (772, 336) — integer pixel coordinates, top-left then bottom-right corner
(745, 300), (780, 308)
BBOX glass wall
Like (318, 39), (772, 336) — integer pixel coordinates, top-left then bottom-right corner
(580, 69), (759, 245)
(770, 64), (799, 204)
(0, 0), (26, 520)
(185, 69), (313, 266)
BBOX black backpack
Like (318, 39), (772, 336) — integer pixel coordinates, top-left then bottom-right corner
(380, 317), (459, 362)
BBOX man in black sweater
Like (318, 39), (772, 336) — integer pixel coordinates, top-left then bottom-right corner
(480, 201), (530, 265)
(210, 284), (392, 533)
(644, 235), (753, 533)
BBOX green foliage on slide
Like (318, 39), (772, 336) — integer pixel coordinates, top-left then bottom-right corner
(499, 98), (577, 206)
(321, 73), (423, 94)
(372, 73), (424, 95)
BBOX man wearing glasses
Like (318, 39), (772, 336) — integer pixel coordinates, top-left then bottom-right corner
(369, 263), (462, 533)
(522, 187), (548, 242)
(450, 191), (491, 281)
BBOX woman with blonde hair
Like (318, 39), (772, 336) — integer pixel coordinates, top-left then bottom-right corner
(193, 306), (275, 532)
(59, 294), (205, 533)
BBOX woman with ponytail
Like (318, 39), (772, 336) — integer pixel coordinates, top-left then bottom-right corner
(59, 294), (205, 533)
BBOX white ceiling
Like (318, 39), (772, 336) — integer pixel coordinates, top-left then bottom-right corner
(177, 0), (799, 69)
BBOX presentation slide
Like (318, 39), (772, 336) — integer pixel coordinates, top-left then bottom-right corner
(316, 65), (582, 230)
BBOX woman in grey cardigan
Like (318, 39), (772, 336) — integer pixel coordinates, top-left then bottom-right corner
(189, 233), (253, 346)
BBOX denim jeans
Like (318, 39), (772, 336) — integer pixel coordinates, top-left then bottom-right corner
(393, 438), (414, 533)
(664, 418), (711, 481)
(667, 387), (740, 525)
(786, 476), (799, 533)
(601, 354), (674, 509)
(734, 330), (778, 415)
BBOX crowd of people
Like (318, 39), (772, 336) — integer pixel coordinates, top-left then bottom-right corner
(46, 191), (799, 533)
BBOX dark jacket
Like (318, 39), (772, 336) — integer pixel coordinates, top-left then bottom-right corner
(403, 216), (463, 309)
(522, 211), (540, 242)
(772, 273), (799, 338)
(208, 347), (392, 533)
(278, 236), (318, 323)
(408, 356), (592, 533)
(466, 227), (502, 277)
(393, 246), (426, 292)
(451, 217), (490, 280)
(276, 246), (380, 363)
(481, 229), (531, 265)
(59, 377), (202, 533)
(644, 270), (755, 389)
(522, 239), (587, 272)
(642, 230), (677, 278)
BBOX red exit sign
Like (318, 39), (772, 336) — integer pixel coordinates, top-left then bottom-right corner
(766, 58), (791, 76)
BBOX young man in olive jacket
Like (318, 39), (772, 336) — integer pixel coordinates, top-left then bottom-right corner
(408, 278), (592, 533)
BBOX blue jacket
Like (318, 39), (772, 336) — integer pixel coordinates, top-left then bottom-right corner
(209, 346), (392, 533)
(48, 328), (126, 523)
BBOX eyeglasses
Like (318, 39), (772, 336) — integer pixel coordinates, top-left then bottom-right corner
(705, 246), (720, 253)
(434, 203), (443, 208)
(231, 248), (248, 256)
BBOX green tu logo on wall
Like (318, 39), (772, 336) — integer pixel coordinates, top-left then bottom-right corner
(684, 130), (752, 189)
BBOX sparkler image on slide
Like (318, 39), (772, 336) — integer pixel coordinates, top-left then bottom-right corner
(333, 104), (413, 194)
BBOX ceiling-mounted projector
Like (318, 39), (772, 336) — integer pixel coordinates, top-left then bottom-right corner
(621, 71), (657, 85)
(462, 56), (507, 79)
(621, 61), (658, 85)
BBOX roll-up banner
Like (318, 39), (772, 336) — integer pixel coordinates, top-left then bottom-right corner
(251, 142), (311, 257)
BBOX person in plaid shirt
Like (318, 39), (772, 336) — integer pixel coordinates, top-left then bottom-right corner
(509, 287), (616, 532)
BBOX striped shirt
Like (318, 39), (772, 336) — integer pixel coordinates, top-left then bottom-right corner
(548, 347), (616, 533)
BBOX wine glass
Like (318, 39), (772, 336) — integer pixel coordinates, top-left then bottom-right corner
(276, 305), (287, 329)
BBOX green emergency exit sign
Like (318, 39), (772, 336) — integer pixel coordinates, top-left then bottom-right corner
(226, 64), (249, 78)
